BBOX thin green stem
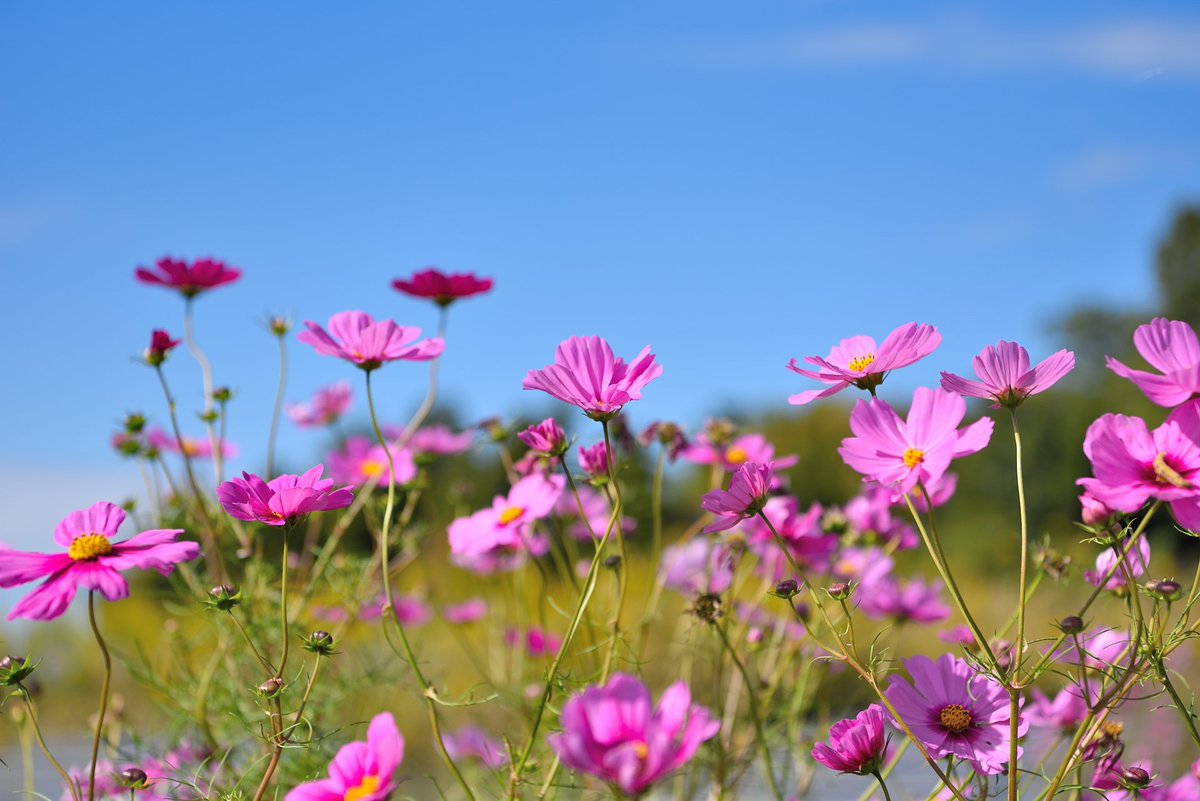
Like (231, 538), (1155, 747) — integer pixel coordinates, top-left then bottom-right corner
(872, 770), (894, 801)
(87, 592), (112, 801)
(599, 420), (628, 680)
(279, 536), (291, 676)
(1154, 657), (1200, 748)
(18, 685), (79, 801)
(266, 333), (287, 477)
(713, 622), (785, 801)
(1009, 408), (1028, 801)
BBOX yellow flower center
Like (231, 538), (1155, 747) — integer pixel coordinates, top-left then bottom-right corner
(498, 506), (525, 526)
(902, 448), (925, 469)
(68, 534), (114, 562)
(848, 354), (876, 373)
(181, 439), (201, 456)
(344, 775), (381, 801)
(632, 740), (650, 760)
(938, 704), (973, 734)
(725, 446), (748, 465)
(1153, 452), (1190, 488)
(360, 459), (384, 478)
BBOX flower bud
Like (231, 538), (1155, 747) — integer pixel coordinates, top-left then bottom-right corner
(198, 409), (219, 423)
(143, 330), (179, 367)
(269, 315), (291, 337)
(771, 579), (799, 599)
(123, 413), (147, 434)
(303, 630), (335, 656)
(691, 592), (724, 624)
(1120, 767), (1151, 790)
(1153, 579), (1182, 600)
(258, 676), (285, 698)
(212, 386), (233, 403)
(1059, 615), (1084, 634)
(827, 581), (852, 601)
(603, 555), (622, 571)
(204, 584), (241, 611)
(0, 655), (34, 686)
(116, 767), (150, 789)
(1037, 545), (1071, 580)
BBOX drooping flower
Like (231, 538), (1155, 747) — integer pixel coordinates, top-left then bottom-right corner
(786, 323), (941, 405)
(287, 382), (352, 428)
(1076, 403), (1200, 532)
(327, 436), (417, 488)
(522, 336), (662, 421)
(1106, 318), (1200, 407)
(858, 577), (950, 624)
(701, 462), (775, 533)
(548, 673), (719, 797)
(885, 653), (1025, 775)
(283, 712), (404, 801)
(839, 388), (994, 496)
(447, 473), (565, 572)
(443, 597), (488, 624)
(518, 418), (568, 457)
(216, 465), (354, 527)
(940, 341), (1074, 409)
(1084, 536), (1151, 591)
(298, 311), (443, 371)
(0, 502), (199, 621)
(811, 704), (889, 775)
(391, 268), (493, 306)
(443, 727), (508, 769)
(143, 330), (180, 367)
(135, 256), (241, 298)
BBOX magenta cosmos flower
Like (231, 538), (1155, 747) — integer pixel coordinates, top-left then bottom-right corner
(1107, 318), (1200, 407)
(701, 462), (775, 533)
(442, 597), (488, 624)
(284, 712), (404, 801)
(392, 268), (493, 306)
(548, 673), (719, 797)
(298, 311), (444, 371)
(518, 418), (568, 457)
(811, 704), (889, 775)
(787, 323), (941, 405)
(858, 577), (951, 624)
(885, 653), (1025, 776)
(523, 336), (662, 421)
(327, 436), (417, 488)
(408, 425), (473, 458)
(135, 256), (241, 298)
(443, 726), (508, 769)
(839, 388), (994, 496)
(447, 473), (564, 568)
(0, 502), (199, 621)
(144, 329), (181, 366)
(216, 465), (354, 527)
(940, 340), (1075, 409)
(1077, 403), (1200, 531)
(287, 381), (352, 428)
(680, 432), (798, 472)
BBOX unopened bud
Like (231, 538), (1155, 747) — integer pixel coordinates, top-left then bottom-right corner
(0, 655), (34, 686)
(258, 676), (285, 698)
(204, 585), (241, 611)
(123, 413), (146, 434)
(1153, 579), (1182, 600)
(212, 386), (232, 403)
(827, 581), (852, 601)
(1059, 616), (1084, 634)
(303, 630), (335, 656)
(269, 316), (291, 337)
(1120, 767), (1151, 790)
(198, 409), (219, 423)
(603, 555), (622, 571)
(771, 579), (799, 599)
(116, 767), (150, 789)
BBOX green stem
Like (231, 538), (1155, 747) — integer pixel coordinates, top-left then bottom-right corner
(1009, 409), (1028, 801)
(87, 592), (112, 801)
(872, 770), (894, 801)
(713, 622), (785, 801)
(266, 333), (287, 477)
(599, 420), (628, 680)
(1154, 657), (1200, 749)
(279, 536), (291, 676)
(18, 685), (79, 801)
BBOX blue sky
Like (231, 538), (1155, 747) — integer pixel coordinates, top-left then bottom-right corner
(2, 1), (1199, 551)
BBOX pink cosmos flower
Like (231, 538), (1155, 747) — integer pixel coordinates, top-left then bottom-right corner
(408, 425), (473, 458)
(1084, 536), (1151, 591)
(1026, 686), (1089, 731)
(135, 256), (241, 298)
(505, 626), (562, 658)
(447, 473), (565, 571)
(443, 727), (508, 769)
(830, 547), (894, 593)
(298, 311), (444, 371)
(680, 432), (798, 472)
(858, 577), (950, 624)
(144, 330), (180, 366)
(811, 704), (889, 775)
(839, 388), (994, 496)
(443, 597), (488, 624)
(216, 465), (354, 527)
(554, 484), (632, 542)
(1077, 403), (1200, 531)
(1080, 491), (1117, 526)
(745, 496), (837, 579)
(287, 382), (352, 428)
(327, 436), (417, 488)
(548, 673), (719, 797)
(577, 442), (611, 479)
(284, 712), (404, 801)
(0, 501), (199, 621)
(938, 626), (977, 650)
(659, 537), (737, 597)
(899, 472), (958, 514)
(787, 323), (941, 405)
(885, 653), (1025, 776)
(518, 418), (567, 457)
(701, 462), (775, 533)
(522, 336), (662, 421)
(940, 341), (1074, 409)
(392, 268), (493, 306)
(145, 427), (238, 461)
(357, 594), (432, 626)
(844, 485), (919, 551)
(1106, 318), (1200, 407)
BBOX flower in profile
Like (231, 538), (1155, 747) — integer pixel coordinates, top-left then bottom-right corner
(811, 704), (889, 775)
(518, 418), (568, 457)
(143, 330), (180, 367)
(447, 473), (565, 571)
(145, 427), (238, 461)
(0, 502), (199, 621)
(885, 653), (1025, 775)
(298, 311), (443, 371)
(858, 577), (950, 624)
(443, 727), (508, 769)
(1106, 318), (1200, 407)
(216, 465), (354, 527)
(548, 673), (719, 797)
(940, 341), (1075, 409)
(392, 268), (493, 306)
(577, 442), (611, 480)
(1084, 536), (1151, 591)
(681, 432), (797, 472)
(408, 425), (473, 459)
(701, 462), (775, 533)
(523, 336), (662, 421)
(787, 322), (941, 405)
(839, 388), (994, 496)
(443, 597), (488, 624)
(327, 436), (417, 488)
(287, 382), (352, 428)
(1076, 403), (1200, 531)
(284, 712), (403, 801)
(1026, 686), (1089, 731)
(135, 256), (241, 298)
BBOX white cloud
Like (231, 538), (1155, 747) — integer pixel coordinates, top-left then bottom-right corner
(1053, 145), (1195, 192)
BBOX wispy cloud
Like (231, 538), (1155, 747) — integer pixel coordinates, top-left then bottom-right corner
(689, 15), (1200, 81)
(0, 197), (79, 246)
(1053, 145), (1196, 192)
